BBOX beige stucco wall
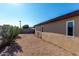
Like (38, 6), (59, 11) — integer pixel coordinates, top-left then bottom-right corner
(36, 16), (79, 36)
(35, 16), (79, 55)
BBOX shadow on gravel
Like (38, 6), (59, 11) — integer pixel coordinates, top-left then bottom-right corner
(0, 42), (23, 56)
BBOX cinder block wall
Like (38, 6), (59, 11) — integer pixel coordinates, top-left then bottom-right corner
(35, 16), (79, 55)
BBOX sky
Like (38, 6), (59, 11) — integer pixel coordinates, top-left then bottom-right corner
(0, 3), (79, 27)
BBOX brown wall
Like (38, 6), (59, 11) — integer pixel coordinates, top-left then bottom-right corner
(35, 16), (79, 55)
(35, 16), (79, 36)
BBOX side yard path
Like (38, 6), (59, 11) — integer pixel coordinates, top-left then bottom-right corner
(16, 34), (73, 56)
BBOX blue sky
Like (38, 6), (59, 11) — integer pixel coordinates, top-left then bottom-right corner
(0, 3), (79, 27)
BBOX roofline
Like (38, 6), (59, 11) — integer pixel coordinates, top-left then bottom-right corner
(34, 10), (79, 27)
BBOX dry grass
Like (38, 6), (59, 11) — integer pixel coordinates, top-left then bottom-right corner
(15, 34), (73, 56)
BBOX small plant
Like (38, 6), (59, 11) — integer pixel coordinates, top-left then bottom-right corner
(0, 25), (20, 46)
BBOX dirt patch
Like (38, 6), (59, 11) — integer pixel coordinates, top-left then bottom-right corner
(16, 34), (73, 56)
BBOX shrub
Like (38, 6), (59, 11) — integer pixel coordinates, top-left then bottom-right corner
(0, 25), (20, 46)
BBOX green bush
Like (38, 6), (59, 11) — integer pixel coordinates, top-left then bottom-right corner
(1, 25), (20, 46)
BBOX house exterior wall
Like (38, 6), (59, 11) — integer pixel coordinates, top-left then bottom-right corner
(35, 16), (79, 55)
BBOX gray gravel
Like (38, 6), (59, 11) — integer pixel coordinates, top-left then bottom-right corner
(0, 42), (21, 56)
(0, 46), (16, 56)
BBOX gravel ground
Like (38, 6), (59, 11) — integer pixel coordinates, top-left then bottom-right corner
(15, 34), (73, 56)
(0, 42), (22, 56)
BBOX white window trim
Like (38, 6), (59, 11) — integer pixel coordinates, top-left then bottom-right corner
(66, 20), (75, 38)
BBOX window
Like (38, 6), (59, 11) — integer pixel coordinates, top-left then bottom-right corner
(66, 20), (74, 37)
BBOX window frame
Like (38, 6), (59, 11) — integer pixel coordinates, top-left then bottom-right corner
(66, 20), (75, 37)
